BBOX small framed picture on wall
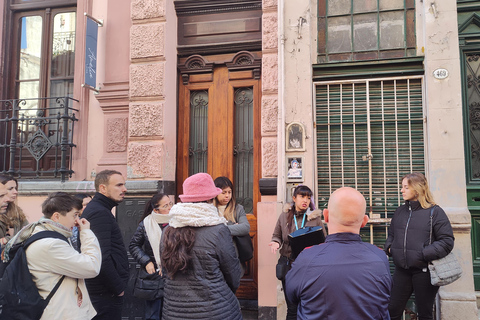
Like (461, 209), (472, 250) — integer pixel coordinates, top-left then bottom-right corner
(286, 122), (305, 152)
(286, 156), (304, 182)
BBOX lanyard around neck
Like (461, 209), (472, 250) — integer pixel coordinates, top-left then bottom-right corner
(294, 213), (306, 230)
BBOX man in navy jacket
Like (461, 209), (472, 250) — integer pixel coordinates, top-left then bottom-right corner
(286, 187), (392, 320)
(82, 169), (129, 320)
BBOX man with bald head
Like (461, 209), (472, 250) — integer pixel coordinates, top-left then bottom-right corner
(286, 187), (392, 320)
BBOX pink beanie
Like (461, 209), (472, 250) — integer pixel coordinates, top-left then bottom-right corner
(179, 173), (222, 202)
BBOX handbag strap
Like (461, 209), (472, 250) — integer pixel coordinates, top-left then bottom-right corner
(428, 205), (437, 245)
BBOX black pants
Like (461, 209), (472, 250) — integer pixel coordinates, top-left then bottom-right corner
(281, 277), (297, 320)
(388, 266), (439, 320)
(90, 293), (125, 320)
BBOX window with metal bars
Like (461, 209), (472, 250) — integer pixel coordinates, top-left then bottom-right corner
(315, 76), (425, 246)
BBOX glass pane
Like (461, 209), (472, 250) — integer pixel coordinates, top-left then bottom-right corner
(51, 12), (76, 78)
(327, 16), (352, 53)
(328, 0), (351, 16)
(18, 81), (41, 135)
(50, 80), (74, 109)
(379, 0), (404, 10)
(18, 16), (42, 81)
(379, 11), (404, 49)
(18, 81), (40, 115)
(234, 87), (254, 214)
(189, 90), (208, 175)
(353, 0), (377, 13)
(353, 13), (377, 51)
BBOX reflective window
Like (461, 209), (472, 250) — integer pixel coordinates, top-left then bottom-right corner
(318, 0), (415, 62)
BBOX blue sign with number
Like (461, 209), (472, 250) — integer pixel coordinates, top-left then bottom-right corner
(84, 17), (98, 88)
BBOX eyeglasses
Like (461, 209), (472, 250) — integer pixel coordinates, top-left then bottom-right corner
(155, 202), (173, 210)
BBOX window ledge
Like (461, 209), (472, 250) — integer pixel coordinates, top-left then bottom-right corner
(18, 180), (175, 196)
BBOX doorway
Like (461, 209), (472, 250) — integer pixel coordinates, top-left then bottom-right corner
(177, 60), (261, 299)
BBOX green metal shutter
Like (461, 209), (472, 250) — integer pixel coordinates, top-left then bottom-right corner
(315, 76), (425, 245)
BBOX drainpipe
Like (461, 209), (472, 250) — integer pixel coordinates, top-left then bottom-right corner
(278, 0), (286, 205)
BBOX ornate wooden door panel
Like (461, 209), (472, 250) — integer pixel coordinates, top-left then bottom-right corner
(177, 53), (261, 299)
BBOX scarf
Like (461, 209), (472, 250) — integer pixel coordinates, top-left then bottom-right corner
(217, 205), (227, 217)
(3, 217), (73, 262)
(144, 211), (169, 269)
(169, 203), (227, 228)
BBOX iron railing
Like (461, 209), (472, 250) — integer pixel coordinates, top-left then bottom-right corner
(0, 97), (78, 182)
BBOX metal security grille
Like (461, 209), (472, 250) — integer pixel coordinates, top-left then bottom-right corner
(189, 90), (209, 174)
(234, 87), (254, 214)
(315, 76), (425, 245)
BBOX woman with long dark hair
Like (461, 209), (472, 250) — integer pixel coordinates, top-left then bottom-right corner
(0, 174), (28, 246)
(129, 193), (172, 320)
(268, 185), (326, 320)
(384, 172), (454, 320)
(161, 173), (242, 320)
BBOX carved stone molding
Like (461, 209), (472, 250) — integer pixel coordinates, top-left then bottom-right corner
(95, 81), (130, 113)
(178, 55), (214, 85)
(95, 81), (129, 170)
(106, 118), (128, 153)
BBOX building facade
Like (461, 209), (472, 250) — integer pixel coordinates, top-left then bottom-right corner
(0, 0), (478, 319)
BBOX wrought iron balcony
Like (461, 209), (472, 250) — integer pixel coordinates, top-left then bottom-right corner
(0, 97), (78, 182)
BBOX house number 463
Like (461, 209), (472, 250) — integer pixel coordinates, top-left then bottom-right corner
(433, 68), (449, 80)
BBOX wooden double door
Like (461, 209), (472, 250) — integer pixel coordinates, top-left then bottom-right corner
(177, 62), (260, 299)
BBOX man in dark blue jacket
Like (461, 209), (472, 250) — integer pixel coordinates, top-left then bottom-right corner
(286, 187), (392, 320)
(82, 169), (129, 320)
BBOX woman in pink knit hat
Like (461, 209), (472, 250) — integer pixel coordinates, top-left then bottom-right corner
(161, 173), (242, 320)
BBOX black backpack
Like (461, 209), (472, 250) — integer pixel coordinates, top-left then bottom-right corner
(0, 231), (68, 320)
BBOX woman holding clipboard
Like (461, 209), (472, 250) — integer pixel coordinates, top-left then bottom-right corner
(268, 185), (326, 320)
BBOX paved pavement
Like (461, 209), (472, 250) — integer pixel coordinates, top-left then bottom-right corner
(242, 309), (258, 320)
(240, 299), (258, 320)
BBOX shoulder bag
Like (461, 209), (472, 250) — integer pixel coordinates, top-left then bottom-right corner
(233, 234), (254, 263)
(133, 265), (164, 301)
(427, 206), (462, 286)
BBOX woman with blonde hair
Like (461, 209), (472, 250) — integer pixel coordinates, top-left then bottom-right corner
(384, 172), (454, 320)
(213, 177), (250, 275)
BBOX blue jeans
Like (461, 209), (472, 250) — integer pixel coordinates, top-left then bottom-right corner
(145, 298), (163, 320)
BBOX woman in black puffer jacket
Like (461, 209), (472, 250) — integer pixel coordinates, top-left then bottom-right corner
(161, 173), (242, 320)
(129, 193), (172, 320)
(384, 172), (454, 320)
